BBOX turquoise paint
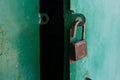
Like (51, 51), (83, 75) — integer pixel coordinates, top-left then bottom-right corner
(71, 26), (82, 42)
(70, 0), (120, 80)
(0, 0), (40, 80)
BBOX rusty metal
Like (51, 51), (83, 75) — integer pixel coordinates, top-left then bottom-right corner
(70, 19), (87, 62)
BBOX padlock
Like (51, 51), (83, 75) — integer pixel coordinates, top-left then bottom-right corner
(70, 20), (87, 62)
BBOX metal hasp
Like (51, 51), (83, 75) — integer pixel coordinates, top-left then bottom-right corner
(40, 13), (49, 25)
(70, 14), (87, 63)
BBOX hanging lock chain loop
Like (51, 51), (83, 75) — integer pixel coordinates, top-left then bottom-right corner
(72, 20), (86, 40)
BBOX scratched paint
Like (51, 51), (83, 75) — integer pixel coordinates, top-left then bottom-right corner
(70, 0), (120, 80)
(0, 0), (40, 80)
(0, 27), (3, 55)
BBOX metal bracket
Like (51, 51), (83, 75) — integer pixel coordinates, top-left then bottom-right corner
(39, 13), (49, 25)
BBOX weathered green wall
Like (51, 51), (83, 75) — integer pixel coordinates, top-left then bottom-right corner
(70, 0), (120, 80)
(0, 0), (40, 80)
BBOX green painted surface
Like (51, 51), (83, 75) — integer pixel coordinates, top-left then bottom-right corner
(70, 0), (120, 80)
(0, 0), (40, 80)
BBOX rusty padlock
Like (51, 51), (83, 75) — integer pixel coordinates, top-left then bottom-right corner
(70, 20), (87, 62)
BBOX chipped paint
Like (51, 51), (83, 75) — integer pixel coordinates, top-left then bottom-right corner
(70, 0), (120, 80)
(0, 0), (40, 79)
(0, 27), (3, 56)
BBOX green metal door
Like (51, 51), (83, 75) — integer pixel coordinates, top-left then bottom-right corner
(0, 0), (40, 80)
(69, 0), (120, 80)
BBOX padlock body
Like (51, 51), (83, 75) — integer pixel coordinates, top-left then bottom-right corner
(70, 40), (87, 61)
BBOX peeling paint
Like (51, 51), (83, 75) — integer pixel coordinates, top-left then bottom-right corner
(0, 27), (3, 56)
(16, 71), (22, 80)
(0, 0), (40, 79)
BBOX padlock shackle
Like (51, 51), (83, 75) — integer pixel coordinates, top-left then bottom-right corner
(73, 20), (86, 40)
